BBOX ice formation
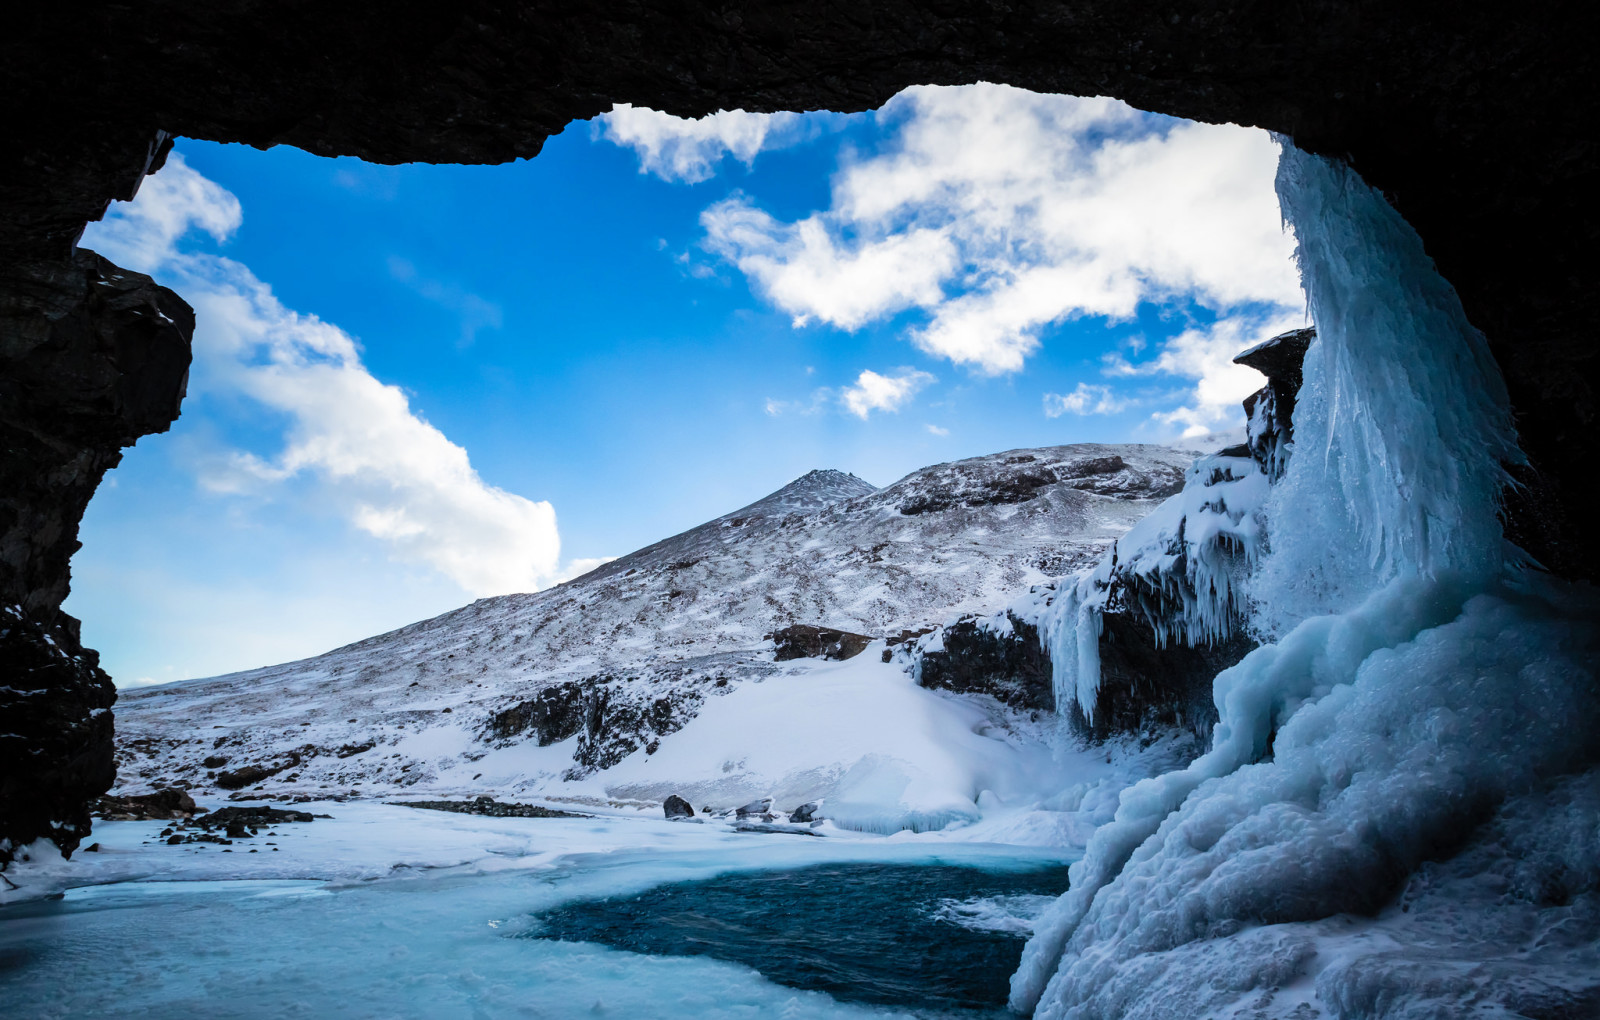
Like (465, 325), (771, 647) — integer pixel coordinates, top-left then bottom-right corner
(1034, 450), (1267, 721)
(1011, 143), (1600, 1016)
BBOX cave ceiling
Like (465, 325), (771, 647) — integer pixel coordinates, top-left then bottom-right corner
(3, 0), (1596, 574)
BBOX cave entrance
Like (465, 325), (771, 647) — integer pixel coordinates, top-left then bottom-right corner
(64, 85), (1306, 692)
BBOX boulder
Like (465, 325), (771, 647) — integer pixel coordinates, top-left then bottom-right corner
(788, 802), (820, 824)
(93, 787), (199, 820)
(769, 625), (871, 662)
(663, 794), (694, 819)
(735, 798), (772, 819)
(214, 765), (275, 790)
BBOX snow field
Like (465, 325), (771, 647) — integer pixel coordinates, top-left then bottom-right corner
(594, 645), (1077, 835)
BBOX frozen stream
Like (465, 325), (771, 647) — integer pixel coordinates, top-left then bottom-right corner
(0, 804), (1074, 1018)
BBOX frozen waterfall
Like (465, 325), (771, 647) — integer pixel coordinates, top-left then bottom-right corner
(1011, 143), (1600, 1018)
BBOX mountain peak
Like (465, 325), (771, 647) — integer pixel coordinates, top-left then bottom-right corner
(728, 469), (879, 521)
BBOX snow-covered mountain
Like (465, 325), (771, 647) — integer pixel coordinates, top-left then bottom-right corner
(113, 443), (1196, 821)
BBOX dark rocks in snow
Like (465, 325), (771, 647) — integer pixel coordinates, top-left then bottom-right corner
(735, 798), (772, 818)
(917, 615), (1054, 713)
(194, 806), (319, 828)
(770, 625), (871, 662)
(93, 787), (199, 820)
(215, 758), (299, 790)
(788, 802), (820, 824)
(569, 677), (696, 775)
(391, 796), (584, 819)
(897, 452), (1184, 518)
(1236, 328), (1315, 482)
(487, 679), (586, 746)
(214, 765), (272, 790)
(201, 755), (229, 769)
(663, 794), (694, 819)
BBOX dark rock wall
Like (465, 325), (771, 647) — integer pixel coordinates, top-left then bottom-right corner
(0, 251), (192, 866)
(917, 615), (1054, 713)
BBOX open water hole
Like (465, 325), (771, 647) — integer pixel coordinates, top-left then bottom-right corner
(0, 854), (1069, 1018)
(529, 861), (1073, 1013)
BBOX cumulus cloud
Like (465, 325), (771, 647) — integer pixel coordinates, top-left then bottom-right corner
(840, 368), (936, 419)
(597, 104), (805, 183)
(1104, 311), (1304, 435)
(1044, 384), (1130, 418)
(87, 154), (567, 597)
(698, 84), (1303, 383)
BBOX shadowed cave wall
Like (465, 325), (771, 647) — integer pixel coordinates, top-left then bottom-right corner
(1, 2), (1594, 862)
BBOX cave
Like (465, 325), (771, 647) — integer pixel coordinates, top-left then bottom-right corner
(2, 2), (1595, 1009)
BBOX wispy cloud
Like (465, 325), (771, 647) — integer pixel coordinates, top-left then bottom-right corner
(387, 256), (503, 348)
(597, 105), (806, 183)
(1043, 383), (1130, 418)
(697, 84), (1302, 385)
(840, 368), (936, 419)
(764, 389), (833, 417)
(925, 423), (950, 436)
(86, 154), (570, 597)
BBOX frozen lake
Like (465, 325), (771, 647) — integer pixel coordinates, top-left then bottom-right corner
(0, 804), (1073, 1018)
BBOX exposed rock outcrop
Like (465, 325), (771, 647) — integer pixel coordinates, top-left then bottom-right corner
(0, 252), (192, 866)
(916, 614), (1053, 713)
(769, 624), (872, 662)
(486, 680), (587, 746)
(1236, 327), (1314, 482)
(93, 787), (199, 820)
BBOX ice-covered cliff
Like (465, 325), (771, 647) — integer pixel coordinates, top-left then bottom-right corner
(1010, 144), (1600, 1020)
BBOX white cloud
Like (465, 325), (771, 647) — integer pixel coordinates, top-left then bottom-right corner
(699, 84), (1302, 378)
(1044, 383), (1130, 418)
(86, 154), (568, 598)
(925, 423), (950, 436)
(597, 104), (804, 183)
(840, 368), (936, 419)
(1103, 312), (1304, 436)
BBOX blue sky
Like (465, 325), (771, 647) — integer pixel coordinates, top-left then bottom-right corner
(68, 85), (1304, 686)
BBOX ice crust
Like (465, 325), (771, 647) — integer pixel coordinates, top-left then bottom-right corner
(1012, 144), (1600, 1017)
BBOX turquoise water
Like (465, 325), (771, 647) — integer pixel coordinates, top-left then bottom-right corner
(531, 862), (1072, 1013)
(0, 850), (1069, 1019)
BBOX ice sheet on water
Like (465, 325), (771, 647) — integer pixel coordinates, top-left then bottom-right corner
(927, 893), (1058, 936)
(1012, 143), (1599, 1018)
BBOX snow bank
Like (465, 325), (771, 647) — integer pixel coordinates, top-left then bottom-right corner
(595, 648), (1066, 835)
(1012, 144), (1598, 1017)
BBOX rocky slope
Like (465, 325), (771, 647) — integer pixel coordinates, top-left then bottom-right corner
(110, 443), (1193, 805)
